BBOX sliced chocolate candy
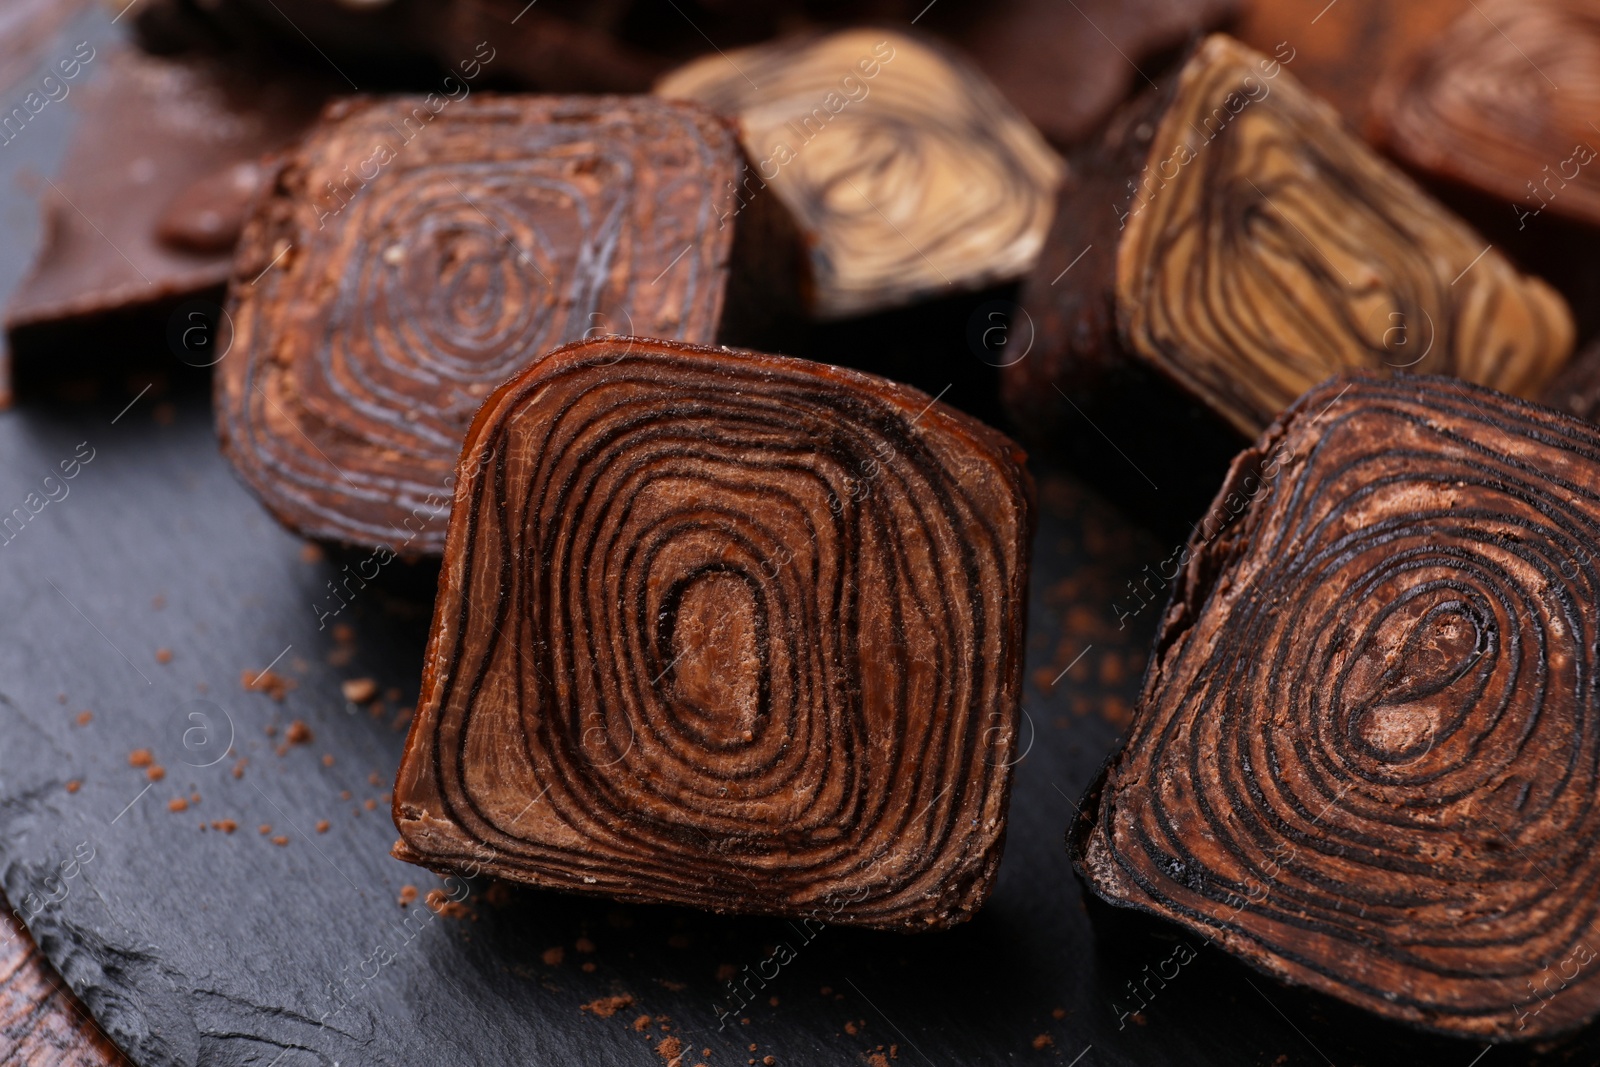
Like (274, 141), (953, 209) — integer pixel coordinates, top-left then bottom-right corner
(1076, 371), (1600, 1041)
(216, 94), (742, 555)
(393, 337), (1033, 931)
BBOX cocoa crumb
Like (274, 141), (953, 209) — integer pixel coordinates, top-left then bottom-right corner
(285, 720), (312, 744)
(75, 711), (92, 727)
(128, 749), (153, 768)
(580, 994), (634, 1018)
(576, 936), (596, 953)
(541, 946), (564, 966)
(844, 1020), (862, 1035)
(322, 754), (335, 766)
(300, 542), (324, 563)
(1051, 1008), (1065, 1020)
(146, 765), (165, 782)
(633, 1014), (652, 1031)
(340, 790), (352, 801)
(717, 963), (738, 982)
(581, 962), (597, 973)
(425, 889), (468, 918)
(768, 996), (779, 1007)
(315, 819), (330, 833)
(213, 820), (237, 833)
(364, 798), (377, 811)
(242, 668), (295, 701)
(368, 772), (382, 786)
(656, 1036), (683, 1062)
(271, 835), (289, 846)
(231, 758), (248, 779)
(342, 677), (378, 704)
(258, 824), (272, 835)
(399, 885), (418, 907)
(763, 1058), (775, 1066)
(168, 798), (188, 812)
(155, 648), (173, 664)
(1032, 1034), (1053, 1050)
(332, 622), (354, 643)
(65, 780), (80, 793)
(868, 1056), (889, 1067)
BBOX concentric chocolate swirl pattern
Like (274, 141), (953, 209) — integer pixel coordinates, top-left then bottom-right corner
(1119, 36), (1573, 437)
(393, 339), (1033, 931)
(1374, 0), (1600, 229)
(657, 30), (1065, 319)
(218, 96), (738, 553)
(1077, 373), (1600, 1040)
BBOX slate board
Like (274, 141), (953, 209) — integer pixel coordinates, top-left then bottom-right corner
(5, 15), (1600, 1067)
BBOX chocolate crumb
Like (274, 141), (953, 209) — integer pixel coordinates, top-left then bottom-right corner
(322, 753), (335, 766)
(75, 711), (93, 726)
(155, 648), (173, 664)
(342, 677), (378, 704)
(542, 946), (564, 966)
(315, 819), (330, 833)
(1032, 1034), (1053, 1050)
(168, 798), (188, 812)
(580, 994), (634, 1018)
(231, 758), (248, 779)
(285, 720), (312, 744)
(576, 936), (596, 953)
(271, 835), (289, 846)
(399, 885), (418, 907)
(656, 1036), (683, 1062)
(213, 819), (237, 833)
(364, 798), (377, 811)
(242, 668), (295, 701)
(633, 1014), (652, 1031)
(259, 824), (272, 835)
(147, 765), (165, 782)
(65, 780), (80, 793)
(300, 543), (324, 563)
(581, 962), (596, 973)
(128, 749), (153, 768)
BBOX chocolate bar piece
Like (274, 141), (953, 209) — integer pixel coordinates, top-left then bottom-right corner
(3, 48), (328, 391)
(1371, 0), (1600, 230)
(1075, 372), (1600, 1041)
(656, 29), (1065, 319)
(216, 94), (742, 555)
(924, 0), (1242, 147)
(1006, 36), (1573, 477)
(393, 337), (1033, 931)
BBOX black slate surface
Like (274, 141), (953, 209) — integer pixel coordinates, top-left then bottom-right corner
(6, 10), (1600, 1067)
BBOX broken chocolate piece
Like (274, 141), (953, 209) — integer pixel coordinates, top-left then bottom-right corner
(1075, 371), (1600, 1041)
(392, 337), (1033, 931)
(216, 94), (741, 555)
(3, 48), (328, 385)
(1007, 34), (1574, 452)
(656, 29), (1065, 319)
(924, 0), (1242, 147)
(1371, 0), (1600, 231)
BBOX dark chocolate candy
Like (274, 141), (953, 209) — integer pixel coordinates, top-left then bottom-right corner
(393, 336), (1033, 932)
(216, 94), (742, 555)
(1075, 371), (1600, 1041)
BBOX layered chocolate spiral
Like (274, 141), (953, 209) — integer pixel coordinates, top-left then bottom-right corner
(1115, 36), (1573, 438)
(1077, 373), (1600, 1040)
(393, 338), (1033, 931)
(656, 29), (1065, 319)
(217, 95), (738, 553)
(1373, 0), (1600, 229)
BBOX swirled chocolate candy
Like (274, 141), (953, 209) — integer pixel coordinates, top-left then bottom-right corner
(1006, 35), (1574, 453)
(655, 29), (1065, 320)
(392, 337), (1033, 931)
(217, 95), (741, 555)
(1075, 372), (1600, 1041)
(1372, 0), (1600, 231)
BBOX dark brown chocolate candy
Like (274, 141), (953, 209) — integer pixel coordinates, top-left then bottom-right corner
(216, 95), (742, 555)
(1005, 35), (1573, 490)
(2, 48), (328, 390)
(393, 337), (1033, 932)
(657, 29), (1065, 320)
(1371, 0), (1600, 231)
(924, 0), (1242, 147)
(1075, 372), (1600, 1041)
